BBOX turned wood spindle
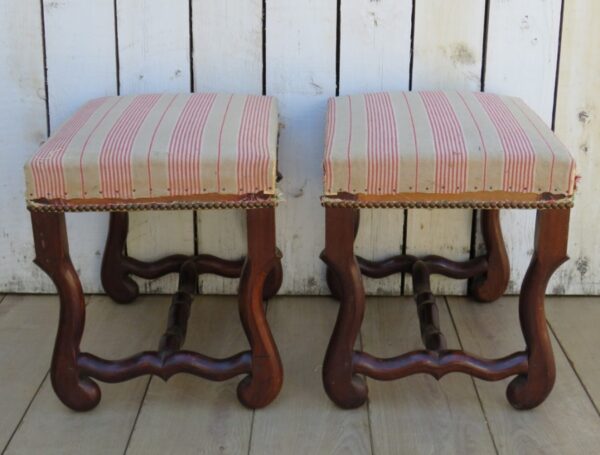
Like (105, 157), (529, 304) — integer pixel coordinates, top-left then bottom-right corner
(412, 260), (447, 351)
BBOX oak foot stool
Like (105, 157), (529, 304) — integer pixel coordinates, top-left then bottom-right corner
(321, 91), (576, 410)
(24, 93), (283, 411)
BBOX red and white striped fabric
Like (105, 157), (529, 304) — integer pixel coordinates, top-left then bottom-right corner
(324, 91), (576, 198)
(25, 93), (278, 202)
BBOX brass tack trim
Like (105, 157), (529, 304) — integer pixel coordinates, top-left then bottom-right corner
(320, 197), (574, 210)
(27, 199), (278, 213)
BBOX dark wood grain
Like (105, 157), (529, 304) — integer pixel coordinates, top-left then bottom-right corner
(32, 206), (284, 411)
(31, 212), (101, 411)
(469, 209), (510, 302)
(237, 208), (284, 408)
(321, 207), (368, 409)
(412, 260), (446, 351)
(506, 209), (570, 410)
(321, 206), (569, 411)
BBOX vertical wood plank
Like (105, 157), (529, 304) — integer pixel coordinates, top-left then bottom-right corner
(363, 298), (496, 454)
(43, 0), (118, 293)
(126, 297), (254, 454)
(192, 0), (263, 294)
(551, 0), (600, 295)
(339, 0), (412, 295)
(0, 0), (51, 292)
(406, 0), (486, 295)
(546, 297), (600, 410)
(266, 0), (337, 294)
(117, 0), (195, 294)
(0, 296), (59, 450)
(448, 296), (600, 454)
(250, 297), (372, 454)
(482, 0), (562, 294)
(5, 296), (166, 455)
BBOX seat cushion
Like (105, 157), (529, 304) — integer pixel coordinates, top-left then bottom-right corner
(25, 93), (278, 208)
(323, 91), (576, 207)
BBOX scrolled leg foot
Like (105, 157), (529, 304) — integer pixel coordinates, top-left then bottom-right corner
(322, 207), (368, 409)
(506, 209), (569, 410)
(31, 211), (103, 411)
(237, 208), (283, 409)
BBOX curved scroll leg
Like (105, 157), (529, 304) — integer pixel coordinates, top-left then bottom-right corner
(31, 212), (101, 411)
(507, 209), (570, 410)
(237, 208), (283, 408)
(262, 249), (283, 301)
(101, 212), (139, 304)
(469, 209), (510, 303)
(321, 207), (368, 409)
(326, 209), (360, 300)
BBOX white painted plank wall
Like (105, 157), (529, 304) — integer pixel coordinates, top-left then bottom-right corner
(43, 0), (118, 293)
(483, 0), (563, 293)
(339, 0), (413, 295)
(193, 0), (263, 295)
(0, 0), (49, 292)
(267, 0), (337, 294)
(117, 0), (195, 294)
(2, 0), (599, 295)
(406, 0), (486, 295)
(551, 0), (600, 295)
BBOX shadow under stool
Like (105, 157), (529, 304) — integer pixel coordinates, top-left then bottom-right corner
(25, 93), (283, 411)
(320, 91), (577, 410)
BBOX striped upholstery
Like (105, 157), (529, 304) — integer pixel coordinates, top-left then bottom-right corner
(25, 93), (278, 204)
(323, 91), (576, 200)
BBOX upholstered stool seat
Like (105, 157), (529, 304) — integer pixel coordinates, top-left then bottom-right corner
(25, 93), (283, 411)
(26, 93), (279, 210)
(320, 91), (575, 411)
(323, 91), (575, 208)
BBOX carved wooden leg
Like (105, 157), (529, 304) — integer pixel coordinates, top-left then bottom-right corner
(31, 212), (101, 411)
(321, 207), (368, 408)
(101, 212), (139, 304)
(237, 208), (283, 408)
(469, 209), (510, 303)
(262, 251), (283, 300)
(326, 209), (359, 300)
(507, 209), (570, 410)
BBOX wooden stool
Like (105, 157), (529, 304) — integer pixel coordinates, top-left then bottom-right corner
(25, 93), (283, 411)
(321, 91), (576, 410)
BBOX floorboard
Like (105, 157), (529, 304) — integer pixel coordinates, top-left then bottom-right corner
(250, 297), (372, 455)
(125, 296), (254, 455)
(546, 297), (600, 414)
(0, 296), (60, 452)
(4, 295), (166, 455)
(448, 296), (600, 455)
(362, 297), (496, 454)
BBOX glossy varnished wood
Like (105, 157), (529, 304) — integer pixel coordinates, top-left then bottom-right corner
(31, 212), (101, 411)
(506, 209), (570, 409)
(31, 206), (283, 411)
(236, 208), (284, 408)
(469, 209), (510, 302)
(322, 207), (571, 410)
(321, 207), (368, 409)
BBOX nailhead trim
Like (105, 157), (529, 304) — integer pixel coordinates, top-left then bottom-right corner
(28, 198), (278, 213)
(321, 197), (574, 210)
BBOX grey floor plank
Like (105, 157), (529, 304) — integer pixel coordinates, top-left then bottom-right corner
(0, 295), (60, 451)
(546, 296), (600, 413)
(5, 295), (167, 455)
(449, 296), (600, 455)
(363, 297), (496, 455)
(125, 296), (254, 455)
(250, 297), (372, 455)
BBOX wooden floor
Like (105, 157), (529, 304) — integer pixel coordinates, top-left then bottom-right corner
(0, 294), (599, 454)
